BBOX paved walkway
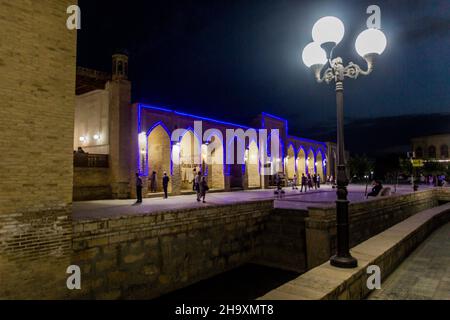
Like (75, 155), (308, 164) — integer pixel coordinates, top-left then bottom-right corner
(72, 184), (418, 221)
(368, 222), (450, 300)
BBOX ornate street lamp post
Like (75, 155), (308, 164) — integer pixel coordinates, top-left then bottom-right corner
(302, 16), (387, 268)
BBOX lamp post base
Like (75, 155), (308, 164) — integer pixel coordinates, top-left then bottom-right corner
(330, 254), (358, 268)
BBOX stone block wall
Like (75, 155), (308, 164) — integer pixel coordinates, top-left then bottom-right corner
(260, 202), (450, 300)
(256, 208), (309, 273)
(73, 167), (112, 201)
(70, 201), (273, 299)
(0, 0), (77, 299)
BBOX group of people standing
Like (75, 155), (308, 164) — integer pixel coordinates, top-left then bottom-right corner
(274, 172), (322, 194)
(193, 171), (209, 203)
(420, 174), (447, 187)
(135, 171), (170, 204)
(135, 170), (209, 204)
(291, 173), (321, 192)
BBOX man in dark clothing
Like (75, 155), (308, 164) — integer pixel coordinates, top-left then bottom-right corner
(367, 180), (383, 197)
(199, 176), (209, 203)
(192, 168), (197, 191)
(162, 171), (170, 199)
(135, 173), (143, 203)
(150, 171), (157, 193)
(300, 173), (307, 192)
(195, 171), (202, 202)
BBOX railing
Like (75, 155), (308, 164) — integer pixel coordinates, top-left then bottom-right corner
(74, 153), (109, 168)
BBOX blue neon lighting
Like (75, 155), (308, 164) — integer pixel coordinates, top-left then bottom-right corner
(137, 103), (330, 178)
(261, 112), (288, 123)
(288, 135), (327, 148)
(139, 103), (251, 129)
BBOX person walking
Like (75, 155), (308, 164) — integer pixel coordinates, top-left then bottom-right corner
(313, 174), (317, 189)
(135, 173), (143, 204)
(150, 171), (157, 193)
(162, 171), (169, 199)
(317, 174), (321, 189)
(199, 176), (209, 203)
(192, 168), (197, 191)
(195, 171), (202, 202)
(292, 174), (298, 190)
(307, 174), (313, 190)
(274, 173), (284, 198)
(300, 173), (307, 192)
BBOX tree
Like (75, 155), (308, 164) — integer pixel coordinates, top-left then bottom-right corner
(348, 154), (374, 182)
(373, 153), (402, 182)
(421, 161), (448, 176)
(399, 157), (412, 176)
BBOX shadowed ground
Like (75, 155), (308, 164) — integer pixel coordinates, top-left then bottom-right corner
(369, 221), (450, 300)
(154, 263), (300, 300)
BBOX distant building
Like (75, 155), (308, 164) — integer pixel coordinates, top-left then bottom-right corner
(411, 134), (450, 161)
(74, 54), (338, 200)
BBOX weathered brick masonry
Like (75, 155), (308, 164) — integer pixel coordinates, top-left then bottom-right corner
(0, 0), (77, 298)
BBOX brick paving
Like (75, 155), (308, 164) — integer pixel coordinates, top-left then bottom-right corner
(368, 222), (450, 300)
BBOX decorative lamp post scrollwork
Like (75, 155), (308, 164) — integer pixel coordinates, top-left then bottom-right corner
(301, 16), (387, 268)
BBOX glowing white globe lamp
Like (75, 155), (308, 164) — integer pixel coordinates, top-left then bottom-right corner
(355, 28), (387, 57)
(312, 16), (345, 46)
(302, 42), (327, 68)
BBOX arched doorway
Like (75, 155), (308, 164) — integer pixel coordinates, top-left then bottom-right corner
(316, 151), (324, 179)
(147, 124), (171, 192)
(296, 148), (306, 177)
(428, 145), (436, 159)
(331, 151), (337, 181)
(180, 130), (201, 191)
(247, 140), (260, 188)
(285, 144), (296, 180)
(204, 134), (225, 190)
(307, 149), (315, 175)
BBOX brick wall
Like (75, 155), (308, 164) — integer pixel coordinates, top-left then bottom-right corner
(0, 0), (77, 298)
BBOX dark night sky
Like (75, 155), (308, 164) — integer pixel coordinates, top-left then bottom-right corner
(77, 0), (450, 146)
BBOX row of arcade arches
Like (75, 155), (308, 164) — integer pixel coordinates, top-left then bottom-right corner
(285, 145), (326, 179)
(143, 123), (328, 192)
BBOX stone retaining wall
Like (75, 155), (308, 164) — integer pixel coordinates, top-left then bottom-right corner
(260, 202), (450, 300)
(255, 208), (309, 273)
(305, 189), (441, 269)
(73, 167), (112, 201)
(70, 200), (273, 299)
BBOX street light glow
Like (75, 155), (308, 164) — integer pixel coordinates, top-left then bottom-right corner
(302, 42), (327, 68)
(355, 28), (387, 57)
(312, 16), (345, 46)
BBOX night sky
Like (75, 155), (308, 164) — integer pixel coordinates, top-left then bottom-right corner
(77, 0), (450, 151)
